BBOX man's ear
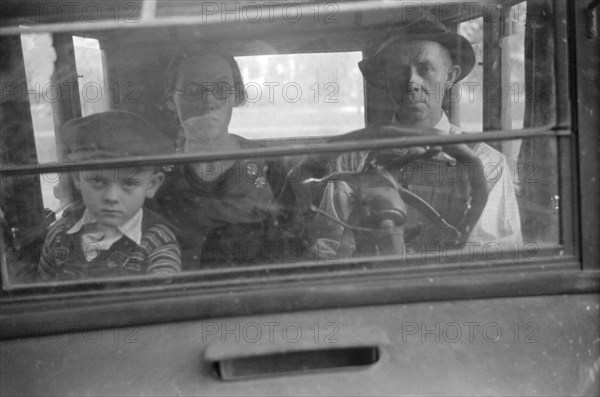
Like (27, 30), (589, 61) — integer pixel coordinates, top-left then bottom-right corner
(446, 64), (461, 86)
(145, 172), (165, 199)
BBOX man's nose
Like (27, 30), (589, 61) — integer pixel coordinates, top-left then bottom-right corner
(405, 66), (423, 91)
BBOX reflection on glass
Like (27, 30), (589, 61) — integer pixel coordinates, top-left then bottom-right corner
(458, 17), (484, 133)
(0, 0), (564, 288)
(308, 144), (522, 258)
(2, 137), (561, 285)
(231, 52), (365, 139)
(73, 36), (108, 116)
(21, 33), (59, 209)
(458, 1), (527, 134)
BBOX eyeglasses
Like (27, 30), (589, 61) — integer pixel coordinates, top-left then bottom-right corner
(174, 82), (235, 102)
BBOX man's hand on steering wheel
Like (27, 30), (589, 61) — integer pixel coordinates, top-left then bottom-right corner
(328, 123), (490, 246)
(370, 145), (442, 169)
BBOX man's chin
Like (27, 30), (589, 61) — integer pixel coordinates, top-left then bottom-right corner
(395, 106), (431, 126)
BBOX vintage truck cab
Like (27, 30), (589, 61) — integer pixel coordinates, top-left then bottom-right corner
(1, 0), (598, 395)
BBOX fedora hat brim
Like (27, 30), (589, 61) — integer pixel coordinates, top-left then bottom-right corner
(359, 27), (476, 89)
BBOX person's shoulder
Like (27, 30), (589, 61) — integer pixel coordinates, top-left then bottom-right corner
(138, 209), (181, 272)
(160, 164), (189, 189)
(336, 150), (371, 172)
(140, 208), (180, 243)
(452, 124), (508, 165)
(231, 133), (291, 188)
(471, 141), (508, 166)
(44, 219), (69, 245)
(152, 164), (199, 205)
(45, 202), (85, 241)
(231, 134), (265, 149)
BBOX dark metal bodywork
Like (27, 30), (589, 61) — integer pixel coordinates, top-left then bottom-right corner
(0, 1), (598, 395)
(2, 295), (599, 396)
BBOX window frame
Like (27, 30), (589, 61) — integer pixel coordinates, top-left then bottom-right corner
(1, 0), (598, 340)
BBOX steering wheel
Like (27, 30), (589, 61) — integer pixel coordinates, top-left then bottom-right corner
(303, 123), (489, 250)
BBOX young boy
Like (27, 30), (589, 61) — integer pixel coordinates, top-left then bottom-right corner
(38, 111), (181, 281)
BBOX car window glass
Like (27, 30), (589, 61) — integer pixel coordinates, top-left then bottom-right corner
(230, 52), (365, 139)
(0, 0), (565, 289)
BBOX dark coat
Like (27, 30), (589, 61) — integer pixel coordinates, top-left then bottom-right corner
(152, 135), (307, 268)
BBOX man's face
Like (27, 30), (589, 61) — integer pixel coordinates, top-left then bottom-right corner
(169, 55), (235, 124)
(384, 40), (460, 128)
(74, 167), (164, 228)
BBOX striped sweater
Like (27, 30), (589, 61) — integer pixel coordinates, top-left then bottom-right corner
(38, 203), (181, 281)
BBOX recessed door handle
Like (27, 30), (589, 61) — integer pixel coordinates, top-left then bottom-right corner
(205, 326), (389, 381)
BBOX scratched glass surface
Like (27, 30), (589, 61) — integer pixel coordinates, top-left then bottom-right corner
(0, 1), (563, 286)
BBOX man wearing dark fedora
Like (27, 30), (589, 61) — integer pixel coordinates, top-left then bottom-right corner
(311, 20), (522, 257)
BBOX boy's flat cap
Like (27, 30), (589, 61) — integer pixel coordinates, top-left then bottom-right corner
(61, 111), (173, 161)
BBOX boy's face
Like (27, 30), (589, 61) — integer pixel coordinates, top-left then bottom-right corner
(74, 167), (164, 228)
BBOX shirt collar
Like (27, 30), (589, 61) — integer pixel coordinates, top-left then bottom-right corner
(433, 112), (452, 134)
(390, 111), (456, 163)
(66, 208), (144, 245)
